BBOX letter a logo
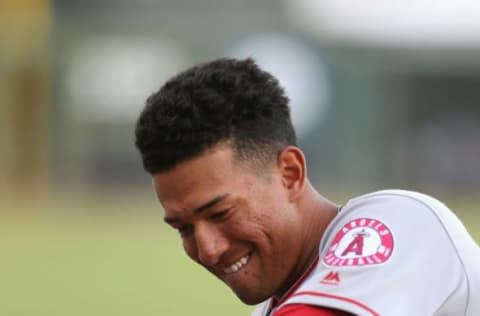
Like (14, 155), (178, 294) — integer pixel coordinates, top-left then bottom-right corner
(323, 218), (394, 267)
(341, 229), (368, 256)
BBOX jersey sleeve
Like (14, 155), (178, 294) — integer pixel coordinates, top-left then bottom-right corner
(278, 190), (468, 316)
(273, 304), (353, 316)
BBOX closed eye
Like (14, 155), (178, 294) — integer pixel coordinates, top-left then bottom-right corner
(176, 224), (194, 237)
(210, 209), (230, 221)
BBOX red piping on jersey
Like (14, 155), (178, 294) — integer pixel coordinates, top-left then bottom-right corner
(289, 291), (380, 316)
(271, 255), (320, 309)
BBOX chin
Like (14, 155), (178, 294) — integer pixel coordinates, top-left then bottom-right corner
(231, 288), (270, 305)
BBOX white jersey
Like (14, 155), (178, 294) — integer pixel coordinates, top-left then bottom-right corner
(252, 190), (480, 316)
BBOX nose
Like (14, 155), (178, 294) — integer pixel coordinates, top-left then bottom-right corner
(194, 223), (229, 267)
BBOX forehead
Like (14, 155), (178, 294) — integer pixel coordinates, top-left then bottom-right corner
(152, 146), (247, 211)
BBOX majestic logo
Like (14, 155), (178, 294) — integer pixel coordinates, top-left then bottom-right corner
(323, 218), (394, 267)
(320, 271), (341, 285)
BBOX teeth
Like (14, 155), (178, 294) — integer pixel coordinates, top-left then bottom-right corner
(224, 254), (250, 274)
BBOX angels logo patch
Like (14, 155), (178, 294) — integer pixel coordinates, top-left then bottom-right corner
(323, 218), (394, 267)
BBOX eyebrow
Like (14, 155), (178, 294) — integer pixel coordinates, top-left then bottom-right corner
(163, 193), (230, 224)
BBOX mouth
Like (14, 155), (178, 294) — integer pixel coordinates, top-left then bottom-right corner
(223, 253), (250, 274)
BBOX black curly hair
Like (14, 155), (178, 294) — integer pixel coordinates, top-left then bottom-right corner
(134, 57), (296, 174)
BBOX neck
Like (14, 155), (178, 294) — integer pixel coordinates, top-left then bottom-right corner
(299, 182), (339, 274)
(273, 182), (339, 301)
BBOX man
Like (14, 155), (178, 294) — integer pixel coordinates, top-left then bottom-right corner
(134, 58), (480, 315)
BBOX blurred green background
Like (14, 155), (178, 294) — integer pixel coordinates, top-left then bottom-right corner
(1, 1), (479, 315)
(0, 194), (478, 316)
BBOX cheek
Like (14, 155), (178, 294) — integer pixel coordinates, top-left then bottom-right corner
(248, 204), (297, 248)
(232, 208), (279, 244)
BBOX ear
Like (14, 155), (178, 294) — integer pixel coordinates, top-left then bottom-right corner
(277, 146), (307, 202)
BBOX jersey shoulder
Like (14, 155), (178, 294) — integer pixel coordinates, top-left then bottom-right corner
(280, 189), (479, 316)
(319, 189), (448, 255)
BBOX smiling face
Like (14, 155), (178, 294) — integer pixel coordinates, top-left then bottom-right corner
(152, 144), (308, 304)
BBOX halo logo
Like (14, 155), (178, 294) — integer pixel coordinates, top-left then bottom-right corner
(323, 218), (394, 267)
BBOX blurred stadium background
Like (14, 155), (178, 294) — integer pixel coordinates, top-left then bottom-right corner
(1, 1), (479, 315)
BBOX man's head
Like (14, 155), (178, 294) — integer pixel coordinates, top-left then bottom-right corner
(134, 57), (296, 174)
(135, 58), (314, 304)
